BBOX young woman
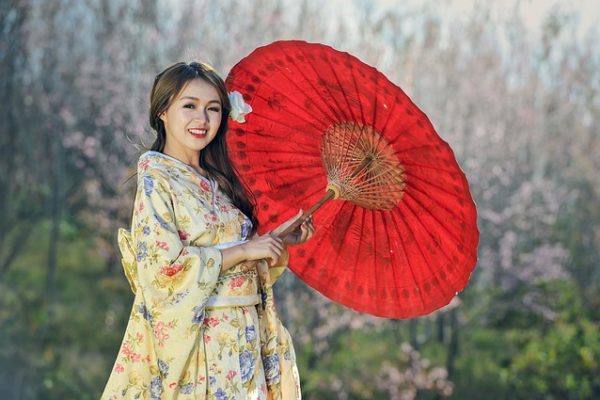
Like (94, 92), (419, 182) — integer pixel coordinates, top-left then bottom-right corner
(102, 61), (313, 400)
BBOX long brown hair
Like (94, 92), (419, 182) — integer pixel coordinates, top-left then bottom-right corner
(149, 61), (258, 235)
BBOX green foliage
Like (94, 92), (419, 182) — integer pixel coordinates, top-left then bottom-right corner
(297, 328), (451, 399)
(0, 220), (131, 400)
(507, 318), (600, 399)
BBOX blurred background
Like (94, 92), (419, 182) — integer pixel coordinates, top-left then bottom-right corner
(1, 0), (599, 398)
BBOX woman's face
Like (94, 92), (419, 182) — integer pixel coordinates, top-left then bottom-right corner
(159, 78), (222, 162)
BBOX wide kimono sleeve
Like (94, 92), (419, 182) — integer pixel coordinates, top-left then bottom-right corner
(131, 172), (222, 393)
(256, 259), (302, 400)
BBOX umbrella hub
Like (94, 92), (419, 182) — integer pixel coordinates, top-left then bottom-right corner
(322, 121), (406, 210)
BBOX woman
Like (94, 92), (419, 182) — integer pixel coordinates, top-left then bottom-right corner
(102, 61), (313, 399)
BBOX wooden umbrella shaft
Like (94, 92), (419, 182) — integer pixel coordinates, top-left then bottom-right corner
(276, 189), (336, 238)
(276, 159), (373, 239)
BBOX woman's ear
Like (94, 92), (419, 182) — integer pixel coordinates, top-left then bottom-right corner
(159, 111), (166, 123)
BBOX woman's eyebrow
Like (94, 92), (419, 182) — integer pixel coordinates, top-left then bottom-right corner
(179, 95), (221, 105)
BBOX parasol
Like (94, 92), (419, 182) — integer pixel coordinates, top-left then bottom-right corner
(225, 40), (479, 319)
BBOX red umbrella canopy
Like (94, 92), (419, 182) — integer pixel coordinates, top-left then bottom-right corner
(225, 40), (479, 319)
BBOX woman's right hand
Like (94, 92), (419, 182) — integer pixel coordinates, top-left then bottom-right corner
(220, 233), (285, 271)
(240, 233), (285, 267)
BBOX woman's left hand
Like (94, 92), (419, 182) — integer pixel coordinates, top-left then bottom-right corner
(271, 209), (315, 245)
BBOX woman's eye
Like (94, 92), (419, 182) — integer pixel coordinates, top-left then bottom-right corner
(184, 104), (195, 109)
(208, 107), (221, 112)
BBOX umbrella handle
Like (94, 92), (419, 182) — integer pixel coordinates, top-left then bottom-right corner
(275, 188), (336, 239)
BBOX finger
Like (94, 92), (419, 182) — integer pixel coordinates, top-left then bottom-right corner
(268, 249), (283, 266)
(261, 235), (283, 250)
(301, 220), (314, 236)
(269, 244), (283, 257)
(305, 225), (314, 240)
(301, 224), (310, 240)
(269, 235), (284, 249)
(267, 238), (284, 253)
(300, 229), (309, 242)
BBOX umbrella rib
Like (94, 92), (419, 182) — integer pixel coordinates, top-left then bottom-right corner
(378, 85), (406, 140)
(309, 212), (339, 281)
(403, 189), (471, 261)
(370, 67), (380, 132)
(347, 52), (367, 125)
(270, 175), (325, 190)
(404, 189), (468, 273)
(237, 63), (335, 129)
(388, 208), (427, 312)
(370, 210), (378, 306)
(391, 143), (445, 153)
(407, 179), (471, 225)
(378, 210), (402, 312)
(323, 52), (361, 123)
(348, 206), (367, 300)
(401, 162), (463, 174)
(370, 70), (396, 153)
(334, 126), (353, 173)
(403, 189), (463, 247)
(401, 196), (453, 302)
(234, 71), (332, 130)
(398, 194), (456, 299)
(322, 202), (359, 293)
(247, 164), (323, 175)
(295, 43), (352, 122)
(404, 173), (472, 214)
(243, 148), (317, 155)
(249, 101), (327, 133)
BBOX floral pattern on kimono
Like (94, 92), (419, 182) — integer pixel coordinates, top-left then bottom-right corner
(102, 151), (300, 400)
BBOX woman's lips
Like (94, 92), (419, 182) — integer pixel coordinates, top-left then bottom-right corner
(188, 128), (207, 138)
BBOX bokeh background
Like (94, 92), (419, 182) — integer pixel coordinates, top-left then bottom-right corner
(1, 0), (599, 398)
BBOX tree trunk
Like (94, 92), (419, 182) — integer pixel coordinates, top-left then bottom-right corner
(0, 0), (30, 278)
(409, 318), (419, 350)
(437, 313), (445, 343)
(446, 309), (459, 379)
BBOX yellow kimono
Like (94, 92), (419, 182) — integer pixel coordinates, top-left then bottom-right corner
(102, 151), (301, 400)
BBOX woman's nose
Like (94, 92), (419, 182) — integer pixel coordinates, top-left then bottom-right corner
(195, 109), (209, 123)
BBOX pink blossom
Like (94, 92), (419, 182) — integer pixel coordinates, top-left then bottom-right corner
(228, 276), (246, 289)
(199, 180), (210, 192)
(226, 370), (237, 381)
(203, 317), (220, 327)
(205, 212), (218, 223)
(121, 342), (133, 357)
(139, 159), (150, 171)
(153, 322), (171, 344)
(155, 240), (169, 250)
(160, 264), (183, 277)
(178, 230), (190, 240)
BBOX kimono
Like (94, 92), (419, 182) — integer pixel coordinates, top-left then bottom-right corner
(102, 151), (301, 400)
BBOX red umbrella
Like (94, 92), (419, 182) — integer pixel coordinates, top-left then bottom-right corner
(225, 40), (479, 318)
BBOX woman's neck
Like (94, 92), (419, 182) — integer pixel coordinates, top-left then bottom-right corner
(162, 147), (206, 177)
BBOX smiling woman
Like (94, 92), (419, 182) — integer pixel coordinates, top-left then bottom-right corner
(159, 79), (223, 170)
(101, 61), (314, 399)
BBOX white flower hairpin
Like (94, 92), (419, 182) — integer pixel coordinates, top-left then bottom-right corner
(228, 91), (253, 123)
